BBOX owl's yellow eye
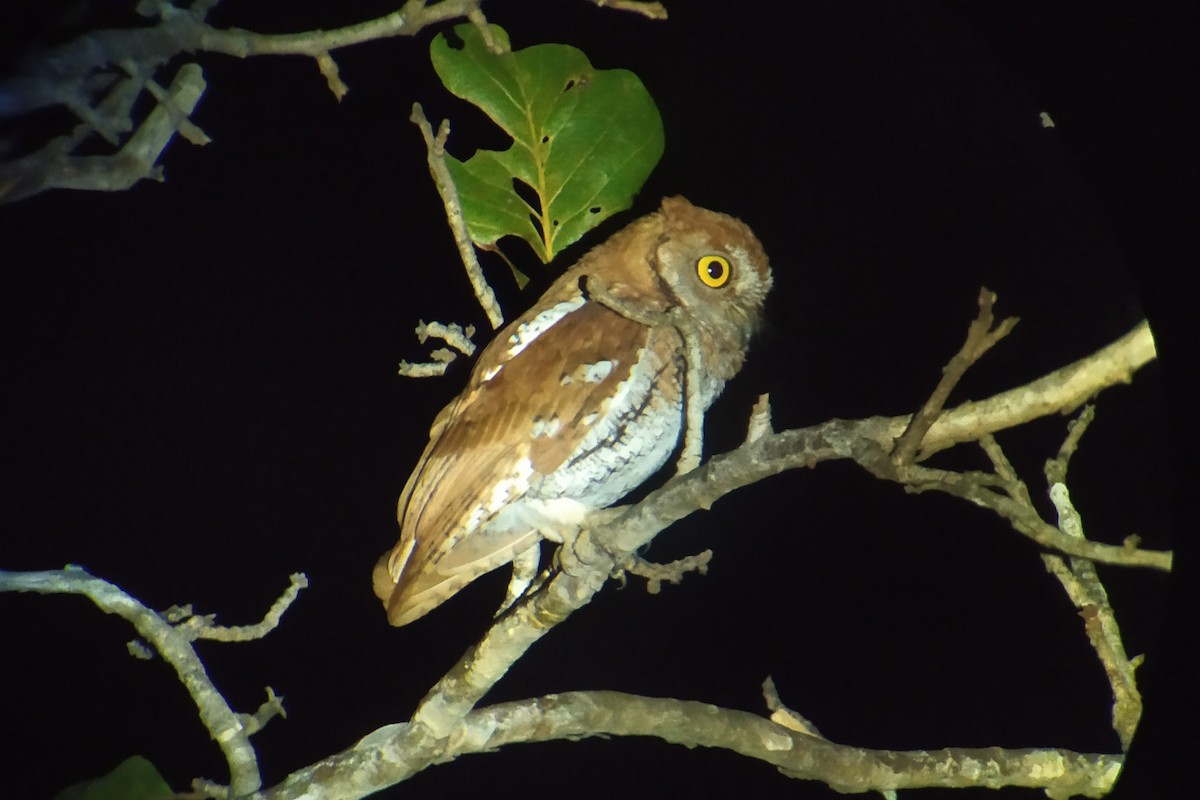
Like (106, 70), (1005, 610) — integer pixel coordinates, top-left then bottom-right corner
(696, 255), (731, 288)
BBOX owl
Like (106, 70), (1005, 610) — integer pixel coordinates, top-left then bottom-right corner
(373, 196), (772, 626)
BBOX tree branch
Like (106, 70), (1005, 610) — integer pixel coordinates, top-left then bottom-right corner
(902, 320), (1156, 460)
(0, 567), (307, 796)
(3, 0), (666, 202)
(3, 308), (1165, 799)
(265, 691), (1121, 799)
(410, 102), (505, 330)
(390, 315), (1167, 788)
(893, 287), (1019, 465)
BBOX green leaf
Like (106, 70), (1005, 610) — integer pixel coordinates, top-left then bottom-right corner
(431, 23), (664, 264)
(53, 756), (173, 800)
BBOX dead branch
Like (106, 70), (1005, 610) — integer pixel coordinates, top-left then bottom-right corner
(0, 567), (307, 796)
(265, 691), (1121, 799)
(2, 303), (1165, 799)
(409, 103), (505, 330)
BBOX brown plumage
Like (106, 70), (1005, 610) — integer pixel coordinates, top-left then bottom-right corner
(374, 196), (772, 626)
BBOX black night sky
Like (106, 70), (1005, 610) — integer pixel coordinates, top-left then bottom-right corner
(1, 2), (1195, 799)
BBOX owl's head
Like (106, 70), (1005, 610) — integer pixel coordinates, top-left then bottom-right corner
(651, 196), (773, 375)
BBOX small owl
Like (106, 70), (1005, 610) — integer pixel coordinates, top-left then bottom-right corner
(374, 196), (772, 626)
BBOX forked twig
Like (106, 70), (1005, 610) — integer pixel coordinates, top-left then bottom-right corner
(892, 287), (1019, 465)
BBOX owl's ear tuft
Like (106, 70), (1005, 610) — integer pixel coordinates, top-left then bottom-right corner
(660, 195), (697, 221)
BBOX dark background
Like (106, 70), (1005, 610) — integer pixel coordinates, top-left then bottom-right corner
(1, 2), (1194, 798)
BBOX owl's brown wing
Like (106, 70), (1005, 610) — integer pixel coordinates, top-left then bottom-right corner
(378, 299), (680, 625)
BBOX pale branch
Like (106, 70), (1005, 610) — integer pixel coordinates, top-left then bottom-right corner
(4, 1), (484, 106)
(1045, 403), (1096, 485)
(417, 320), (478, 355)
(136, 61), (211, 146)
(897, 461), (1170, 570)
(410, 102), (505, 329)
(264, 691), (1121, 800)
(178, 573), (309, 642)
(899, 320), (1156, 460)
(1, 0), (485, 202)
(893, 287), (1019, 465)
(621, 548), (713, 594)
(398, 320), (478, 377)
(1038, 410), (1142, 750)
(1042, 550), (1143, 751)
(586, 0), (670, 19)
(466, 6), (508, 54)
(239, 686), (289, 736)
(399, 316), (1166, 761)
(762, 676), (823, 738)
(314, 51), (349, 101)
(410, 551), (611, 738)
(4, 308), (1164, 798)
(2, 0), (668, 202)
(978, 432), (1033, 504)
(403, 355), (458, 376)
(745, 392), (774, 442)
(0, 567), (307, 796)
(185, 777), (232, 800)
(0, 62), (207, 202)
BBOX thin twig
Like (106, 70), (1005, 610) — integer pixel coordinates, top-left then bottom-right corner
(0, 567), (304, 795)
(1, 62), (207, 202)
(1038, 410), (1142, 750)
(0, 1), (486, 201)
(746, 393), (774, 442)
(181, 573), (309, 642)
(978, 433), (1032, 504)
(899, 322), (1154, 459)
(410, 102), (504, 329)
(398, 321), (478, 377)
(893, 462), (1170, 570)
(239, 686), (289, 736)
(621, 549), (712, 594)
(466, 6), (506, 53)
(586, 0), (670, 19)
(893, 287), (1019, 465)
(762, 676), (823, 738)
(1045, 404), (1096, 485)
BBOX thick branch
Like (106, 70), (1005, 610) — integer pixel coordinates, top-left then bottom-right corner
(3, 314), (1162, 799)
(7, 2), (482, 91)
(0, 567), (307, 796)
(901, 320), (1156, 459)
(0, 62), (207, 202)
(265, 691), (1120, 799)
(404, 319), (1167, 755)
(0, 1), (484, 202)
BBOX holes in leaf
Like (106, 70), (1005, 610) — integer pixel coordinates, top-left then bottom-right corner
(541, 135), (550, 144)
(563, 74), (593, 92)
(511, 178), (539, 210)
(589, 206), (601, 214)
